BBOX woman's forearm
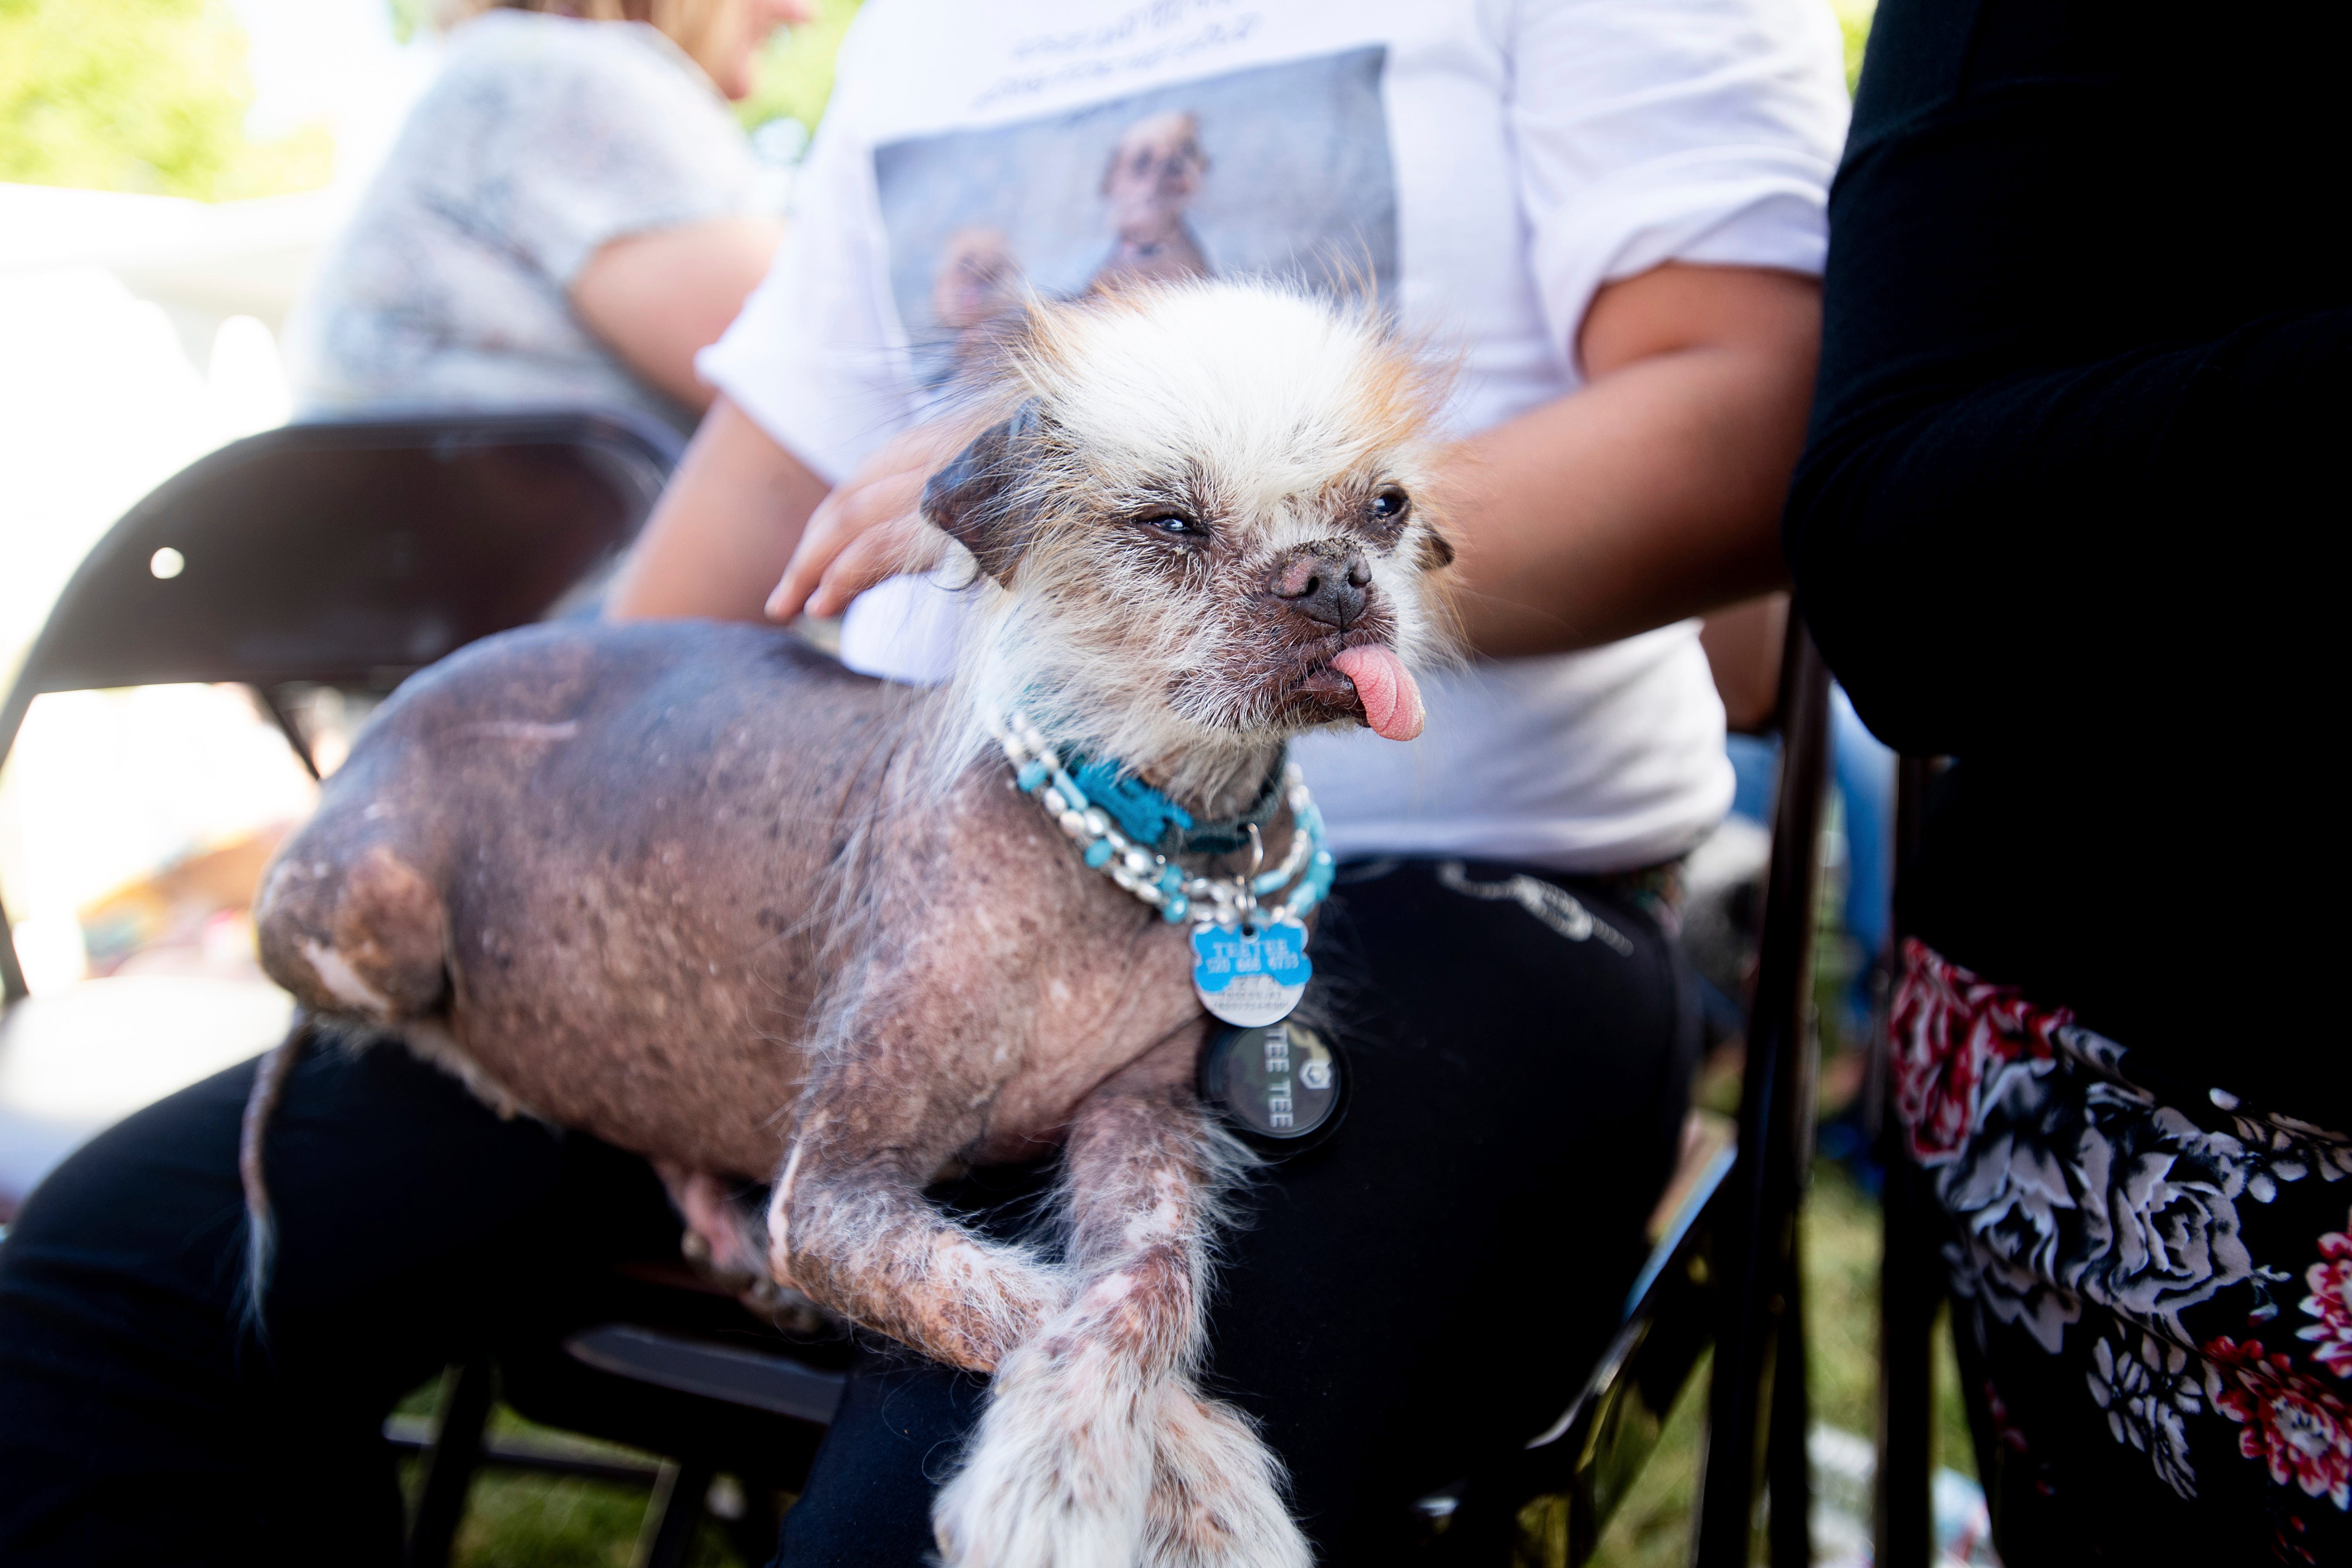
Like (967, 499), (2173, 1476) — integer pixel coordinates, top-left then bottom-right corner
(572, 218), (784, 414)
(1444, 264), (1819, 658)
(607, 396), (830, 622)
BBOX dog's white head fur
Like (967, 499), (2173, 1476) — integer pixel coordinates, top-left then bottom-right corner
(926, 280), (1457, 817)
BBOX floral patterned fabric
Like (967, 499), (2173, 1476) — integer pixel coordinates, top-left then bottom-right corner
(1892, 939), (2352, 1563)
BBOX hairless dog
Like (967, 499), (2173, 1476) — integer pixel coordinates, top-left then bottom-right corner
(247, 280), (1456, 1567)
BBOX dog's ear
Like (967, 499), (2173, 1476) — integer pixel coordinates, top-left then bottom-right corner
(922, 401), (1041, 585)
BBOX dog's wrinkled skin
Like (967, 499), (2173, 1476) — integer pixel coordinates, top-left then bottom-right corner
(252, 281), (1454, 1568)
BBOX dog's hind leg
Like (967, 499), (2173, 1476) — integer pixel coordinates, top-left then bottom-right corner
(932, 1076), (1309, 1568)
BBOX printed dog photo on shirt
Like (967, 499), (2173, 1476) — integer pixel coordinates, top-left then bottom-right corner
(874, 45), (1398, 385)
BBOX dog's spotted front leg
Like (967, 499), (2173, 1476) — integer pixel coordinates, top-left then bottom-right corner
(768, 1099), (1070, 1374)
(934, 1076), (1310, 1568)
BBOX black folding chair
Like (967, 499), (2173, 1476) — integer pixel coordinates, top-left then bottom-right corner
(0, 403), (682, 936)
(1693, 621), (1834, 1568)
(0, 409), (853, 1565)
(1427, 612), (1835, 1566)
(1871, 754), (1946, 1568)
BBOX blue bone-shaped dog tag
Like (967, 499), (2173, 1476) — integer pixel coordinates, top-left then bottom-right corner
(1191, 918), (1312, 1028)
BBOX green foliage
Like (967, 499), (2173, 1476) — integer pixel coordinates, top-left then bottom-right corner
(0, 0), (333, 199)
(733, 0), (860, 136)
(385, 0), (435, 47)
(1828, 0), (1876, 94)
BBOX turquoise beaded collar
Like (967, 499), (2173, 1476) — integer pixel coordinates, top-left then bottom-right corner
(986, 706), (1335, 931)
(1066, 745), (1288, 856)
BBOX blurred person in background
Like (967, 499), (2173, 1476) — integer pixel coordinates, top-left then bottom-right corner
(288, 0), (811, 436)
(1788, 0), (2348, 1561)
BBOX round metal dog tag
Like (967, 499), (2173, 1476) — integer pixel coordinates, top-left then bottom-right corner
(1190, 917), (1310, 1028)
(1200, 1020), (1344, 1146)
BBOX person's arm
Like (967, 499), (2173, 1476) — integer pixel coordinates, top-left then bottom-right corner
(1700, 593), (1790, 734)
(1441, 262), (1817, 656)
(762, 413), (995, 620)
(606, 395), (830, 621)
(571, 217), (783, 413)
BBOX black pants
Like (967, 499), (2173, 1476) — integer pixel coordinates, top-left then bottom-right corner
(0, 859), (1693, 1566)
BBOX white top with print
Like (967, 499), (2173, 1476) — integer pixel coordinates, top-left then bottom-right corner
(702, 0), (1849, 871)
(289, 10), (759, 436)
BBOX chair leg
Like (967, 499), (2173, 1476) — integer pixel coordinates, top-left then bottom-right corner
(1767, 1241), (1812, 1568)
(407, 1356), (495, 1568)
(1875, 754), (1940, 1568)
(1693, 620), (1832, 1568)
(633, 1459), (715, 1568)
(254, 683), (321, 779)
(1875, 1147), (1940, 1568)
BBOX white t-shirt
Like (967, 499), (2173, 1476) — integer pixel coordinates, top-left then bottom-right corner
(702, 0), (1848, 872)
(290, 11), (760, 436)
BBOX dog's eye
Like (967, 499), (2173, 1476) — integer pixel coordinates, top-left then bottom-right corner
(1366, 488), (1410, 530)
(1133, 513), (1202, 538)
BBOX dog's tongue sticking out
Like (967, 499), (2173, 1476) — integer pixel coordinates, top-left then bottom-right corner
(1331, 645), (1424, 742)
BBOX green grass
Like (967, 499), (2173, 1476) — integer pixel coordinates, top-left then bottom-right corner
(1583, 1346), (1711, 1568)
(392, 1391), (751, 1568)
(1585, 1162), (1978, 1568)
(440, 1468), (667, 1568)
(1807, 1161), (1978, 1472)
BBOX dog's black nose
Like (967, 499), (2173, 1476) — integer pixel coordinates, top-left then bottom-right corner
(1270, 550), (1372, 629)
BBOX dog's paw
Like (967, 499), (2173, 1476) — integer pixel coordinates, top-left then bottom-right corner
(1146, 1390), (1312, 1568)
(933, 1335), (1153, 1567)
(932, 1339), (1307, 1568)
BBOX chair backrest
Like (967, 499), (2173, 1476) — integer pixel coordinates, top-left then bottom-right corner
(0, 408), (681, 1004)
(1693, 618), (1832, 1568)
(1442, 611), (1833, 1566)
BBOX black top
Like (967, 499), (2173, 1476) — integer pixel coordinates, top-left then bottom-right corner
(1786, 0), (2348, 1120)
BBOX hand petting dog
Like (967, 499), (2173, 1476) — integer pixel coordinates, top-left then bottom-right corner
(246, 280), (1456, 1568)
(763, 414), (979, 622)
